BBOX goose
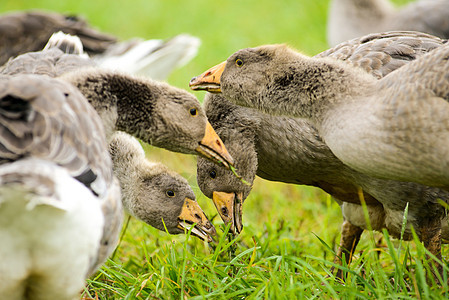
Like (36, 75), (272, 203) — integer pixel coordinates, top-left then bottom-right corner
(189, 31), (449, 189)
(327, 0), (449, 46)
(0, 10), (201, 80)
(189, 31), (448, 185)
(190, 31), (449, 275)
(0, 74), (123, 299)
(1, 33), (234, 169)
(198, 92), (449, 278)
(109, 131), (216, 241)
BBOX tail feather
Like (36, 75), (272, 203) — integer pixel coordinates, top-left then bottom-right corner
(43, 31), (200, 80)
(43, 31), (88, 58)
(94, 34), (201, 80)
(379, 42), (449, 100)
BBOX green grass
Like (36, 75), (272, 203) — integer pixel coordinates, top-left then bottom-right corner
(2, 0), (449, 298)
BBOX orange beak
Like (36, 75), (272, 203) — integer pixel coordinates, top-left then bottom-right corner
(196, 121), (234, 169)
(189, 61), (226, 93)
(212, 191), (244, 235)
(177, 197), (217, 242)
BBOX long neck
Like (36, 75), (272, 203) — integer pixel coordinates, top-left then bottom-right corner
(108, 133), (143, 207)
(336, 0), (392, 15)
(330, 0), (393, 22)
(63, 70), (157, 142)
(327, 0), (394, 45)
(109, 139), (143, 176)
(204, 95), (259, 187)
(263, 56), (375, 125)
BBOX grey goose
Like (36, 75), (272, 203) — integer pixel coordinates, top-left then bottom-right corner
(0, 74), (123, 299)
(109, 131), (216, 242)
(190, 31), (449, 189)
(327, 0), (449, 46)
(198, 92), (449, 279)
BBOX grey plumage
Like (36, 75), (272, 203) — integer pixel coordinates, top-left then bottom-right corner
(0, 10), (116, 65)
(327, 0), (449, 46)
(193, 32), (449, 189)
(0, 74), (112, 198)
(318, 31), (445, 79)
(109, 132), (216, 241)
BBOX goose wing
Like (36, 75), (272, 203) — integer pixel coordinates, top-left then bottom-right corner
(0, 74), (112, 197)
(317, 31), (446, 78)
(0, 10), (116, 66)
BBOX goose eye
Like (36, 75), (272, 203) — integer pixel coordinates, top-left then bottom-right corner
(166, 190), (175, 197)
(235, 58), (244, 67)
(209, 170), (217, 179)
(190, 108), (198, 116)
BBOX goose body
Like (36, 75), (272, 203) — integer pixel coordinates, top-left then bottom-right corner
(327, 0), (449, 46)
(319, 47), (449, 188)
(199, 93), (449, 272)
(1, 34), (234, 169)
(0, 160), (106, 300)
(0, 74), (122, 299)
(0, 10), (200, 80)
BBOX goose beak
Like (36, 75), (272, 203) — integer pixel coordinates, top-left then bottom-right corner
(189, 61), (226, 93)
(212, 191), (243, 235)
(196, 122), (234, 169)
(177, 198), (217, 242)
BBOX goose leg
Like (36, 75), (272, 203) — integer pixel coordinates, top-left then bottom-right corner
(331, 220), (364, 281)
(420, 216), (443, 283)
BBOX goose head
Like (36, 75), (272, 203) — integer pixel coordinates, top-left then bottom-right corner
(190, 44), (359, 120)
(190, 45), (302, 107)
(109, 132), (216, 242)
(197, 153), (255, 236)
(133, 171), (217, 242)
(196, 94), (258, 235)
(145, 81), (234, 168)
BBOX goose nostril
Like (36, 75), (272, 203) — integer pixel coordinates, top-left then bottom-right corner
(221, 207), (229, 217)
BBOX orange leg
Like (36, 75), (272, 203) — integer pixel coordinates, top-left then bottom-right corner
(420, 217), (443, 283)
(331, 220), (364, 280)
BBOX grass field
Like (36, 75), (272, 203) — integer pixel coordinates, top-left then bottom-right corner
(2, 0), (449, 298)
